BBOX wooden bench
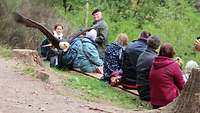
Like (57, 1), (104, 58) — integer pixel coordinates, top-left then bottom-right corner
(72, 68), (139, 96)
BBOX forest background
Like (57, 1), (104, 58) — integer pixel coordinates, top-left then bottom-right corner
(1, 0), (200, 64)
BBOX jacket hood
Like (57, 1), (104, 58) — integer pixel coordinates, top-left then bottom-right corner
(152, 56), (175, 69)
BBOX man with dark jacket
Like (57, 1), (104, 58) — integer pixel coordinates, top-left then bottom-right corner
(136, 36), (161, 101)
(92, 9), (109, 59)
(121, 31), (151, 88)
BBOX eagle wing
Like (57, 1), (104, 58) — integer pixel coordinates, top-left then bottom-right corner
(13, 12), (60, 49)
(13, 12), (97, 48)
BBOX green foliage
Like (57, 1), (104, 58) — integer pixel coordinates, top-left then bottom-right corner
(1, 0), (199, 64)
(23, 66), (35, 76)
(0, 45), (13, 59)
(55, 0), (200, 64)
(142, 0), (200, 63)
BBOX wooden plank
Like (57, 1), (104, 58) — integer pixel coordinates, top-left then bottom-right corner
(72, 68), (102, 79)
(72, 68), (139, 96)
(118, 85), (139, 96)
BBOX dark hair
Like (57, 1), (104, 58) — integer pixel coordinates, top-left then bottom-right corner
(159, 43), (176, 58)
(54, 24), (64, 30)
(196, 36), (200, 40)
(139, 31), (151, 40)
(147, 36), (161, 50)
(92, 8), (101, 15)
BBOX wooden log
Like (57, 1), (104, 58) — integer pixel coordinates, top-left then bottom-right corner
(136, 68), (200, 113)
(13, 49), (43, 67)
(72, 68), (139, 96)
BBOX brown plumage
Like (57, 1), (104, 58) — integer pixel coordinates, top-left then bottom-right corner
(13, 12), (61, 49)
(13, 12), (96, 49)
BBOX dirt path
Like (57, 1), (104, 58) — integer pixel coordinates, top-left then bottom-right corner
(0, 58), (132, 113)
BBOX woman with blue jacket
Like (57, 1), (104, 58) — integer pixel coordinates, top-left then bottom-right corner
(71, 29), (103, 73)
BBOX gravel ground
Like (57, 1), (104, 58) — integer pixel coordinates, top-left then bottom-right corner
(0, 58), (132, 113)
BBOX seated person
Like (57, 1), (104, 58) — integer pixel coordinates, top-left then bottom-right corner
(136, 36), (161, 101)
(149, 43), (185, 109)
(69, 29), (103, 73)
(195, 37), (200, 51)
(101, 33), (128, 83)
(121, 31), (151, 89)
(49, 41), (70, 68)
(40, 24), (65, 59)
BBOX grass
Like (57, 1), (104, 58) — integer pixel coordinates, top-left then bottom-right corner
(0, 45), (151, 109)
(44, 62), (151, 110)
(64, 74), (151, 109)
(54, 0), (200, 65)
(0, 45), (13, 59)
(0, 45), (35, 76)
(22, 66), (35, 76)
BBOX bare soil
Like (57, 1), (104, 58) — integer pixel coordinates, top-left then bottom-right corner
(0, 58), (133, 113)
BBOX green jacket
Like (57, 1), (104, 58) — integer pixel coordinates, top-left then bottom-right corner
(92, 18), (109, 59)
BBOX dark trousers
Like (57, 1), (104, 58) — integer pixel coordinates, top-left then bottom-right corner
(137, 86), (150, 101)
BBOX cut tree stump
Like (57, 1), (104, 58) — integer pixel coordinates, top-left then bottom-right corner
(13, 49), (43, 67)
(136, 68), (200, 113)
(13, 49), (50, 81)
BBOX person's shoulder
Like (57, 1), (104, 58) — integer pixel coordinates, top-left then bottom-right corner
(83, 37), (97, 46)
(106, 42), (119, 50)
(101, 19), (108, 27)
(97, 19), (108, 26)
(71, 38), (80, 43)
(82, 37), (93, 42)
(71, 38), (81, 46)
(138, 51), (151, 60)
(101, 19), (108, 23)
(129, 39), (144, 46)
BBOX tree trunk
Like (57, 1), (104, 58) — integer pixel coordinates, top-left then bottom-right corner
(136, 68), (200, 113)
(13, 49), (43, 67)
(84, 0), (89, 28)
(63, 0), (67, 14)
(195, 0), (200, 11)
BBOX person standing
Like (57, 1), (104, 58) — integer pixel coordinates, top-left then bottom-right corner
(91, 9), (109, 60)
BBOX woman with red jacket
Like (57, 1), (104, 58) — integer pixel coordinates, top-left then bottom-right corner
(149, 43), (185, 108)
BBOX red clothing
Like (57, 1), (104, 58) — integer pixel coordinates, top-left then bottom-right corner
(149, 56), (185, 107)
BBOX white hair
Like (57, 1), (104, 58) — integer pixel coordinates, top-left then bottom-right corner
(59, 41), (70, 52)
(86, 29), (97, 41)
(185, 60), (199, 74)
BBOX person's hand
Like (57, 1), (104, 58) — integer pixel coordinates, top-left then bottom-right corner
(174, 57), (183, 69)
(110, 76), (121, 86)
(96, 66), (103, 74)
(175, 57), (183, 66)
(195, 39), (200, 51)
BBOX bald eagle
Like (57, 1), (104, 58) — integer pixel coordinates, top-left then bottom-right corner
(13, 12), (94, 49)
